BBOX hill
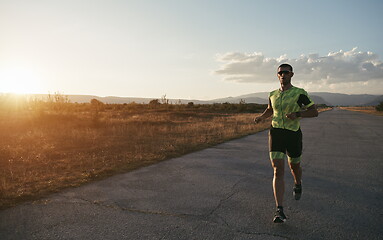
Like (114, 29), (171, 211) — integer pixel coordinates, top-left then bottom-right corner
(23, 94), (210, 105)
(364, 95), (383, 106)
(212, 92), (381, 106)
(4, 92), (381, 106)
(310, 92), (381, 106)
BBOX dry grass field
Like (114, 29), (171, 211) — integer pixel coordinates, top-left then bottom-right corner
(340, 106), (383, 116)
(0, 94), (271, 209)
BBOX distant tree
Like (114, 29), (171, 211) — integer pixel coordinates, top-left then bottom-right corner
(90, 99), (104, 125)
(90, 98), (102, 105)
(149, 99), (160, 105)
(237, 99), (247, 112)
(47, 92), (70, 104)
(161, 94), (169, 104)
(376, 101), (383, 111)
(90, 99), (105, 110)
(47, 92), (70, 113)
(149, 99), (161, 108)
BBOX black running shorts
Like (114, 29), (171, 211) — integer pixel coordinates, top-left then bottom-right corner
(268, 127), (302, 163)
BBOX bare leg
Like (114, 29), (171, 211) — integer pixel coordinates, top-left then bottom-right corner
(271, 158), (285, 207)
(288, 162), (302, 185)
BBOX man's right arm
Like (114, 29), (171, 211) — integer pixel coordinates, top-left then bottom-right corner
(254, 98), (273, 123)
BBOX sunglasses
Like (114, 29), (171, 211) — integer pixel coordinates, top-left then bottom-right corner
(278, 70), (292, 75)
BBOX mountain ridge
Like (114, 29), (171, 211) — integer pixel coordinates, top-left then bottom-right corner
(4, 92), (381, 106)
(211, 92), (382, 106)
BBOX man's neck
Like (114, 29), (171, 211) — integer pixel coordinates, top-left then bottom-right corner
(280, 83), (293, 92)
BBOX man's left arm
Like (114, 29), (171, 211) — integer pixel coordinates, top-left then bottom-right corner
(286, 105), (318, 120)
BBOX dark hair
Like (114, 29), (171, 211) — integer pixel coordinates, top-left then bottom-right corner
(278, 63), (293, 72)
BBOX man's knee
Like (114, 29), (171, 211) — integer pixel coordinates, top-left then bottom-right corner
(289, 161), (301, 171)
(271, 159), (284, 178)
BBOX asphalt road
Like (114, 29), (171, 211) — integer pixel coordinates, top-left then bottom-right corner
(0, 109), (382, 240)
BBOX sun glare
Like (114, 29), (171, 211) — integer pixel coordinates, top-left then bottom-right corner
(0, 68), (42, 94)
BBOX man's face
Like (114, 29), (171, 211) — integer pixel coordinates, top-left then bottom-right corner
(277, 67), (294, 85)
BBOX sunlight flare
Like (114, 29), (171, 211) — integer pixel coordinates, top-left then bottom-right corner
(0, 67), (42, 94)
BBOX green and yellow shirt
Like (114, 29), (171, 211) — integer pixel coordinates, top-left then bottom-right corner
(269, 86), (314, 131)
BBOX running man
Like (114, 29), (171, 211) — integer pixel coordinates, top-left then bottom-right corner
(254, 63), (318, 223)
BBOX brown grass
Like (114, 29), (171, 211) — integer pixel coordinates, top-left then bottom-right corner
(0, 97), (270, 209)
(340, 106), (383, 116)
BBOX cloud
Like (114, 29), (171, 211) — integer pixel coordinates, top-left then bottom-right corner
(214, 48), (383, 92)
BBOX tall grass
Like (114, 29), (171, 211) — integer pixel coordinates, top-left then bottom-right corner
(0, 94), (269, 209)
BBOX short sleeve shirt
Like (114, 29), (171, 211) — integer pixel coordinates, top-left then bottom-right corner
(269, 86), (314, 131)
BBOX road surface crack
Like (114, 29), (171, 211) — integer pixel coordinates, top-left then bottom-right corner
(76, 197), (200, 219)
(207, 176), (246, 217)
(234, 229), (290, 239)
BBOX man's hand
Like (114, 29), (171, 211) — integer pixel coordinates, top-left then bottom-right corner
(286, 112), (299, 120)
(254, 104), (273, 124)
(254, 116), (263, 123)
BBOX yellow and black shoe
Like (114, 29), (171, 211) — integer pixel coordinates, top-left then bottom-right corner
(293, 184), (302, 200)
(273, 207), (287, 223)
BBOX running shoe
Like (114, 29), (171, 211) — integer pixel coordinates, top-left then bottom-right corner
(293, 184), (302, 200)
(273, 207), (287, 223)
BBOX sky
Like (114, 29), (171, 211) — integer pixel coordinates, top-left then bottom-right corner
(0, 0), (382, 100)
